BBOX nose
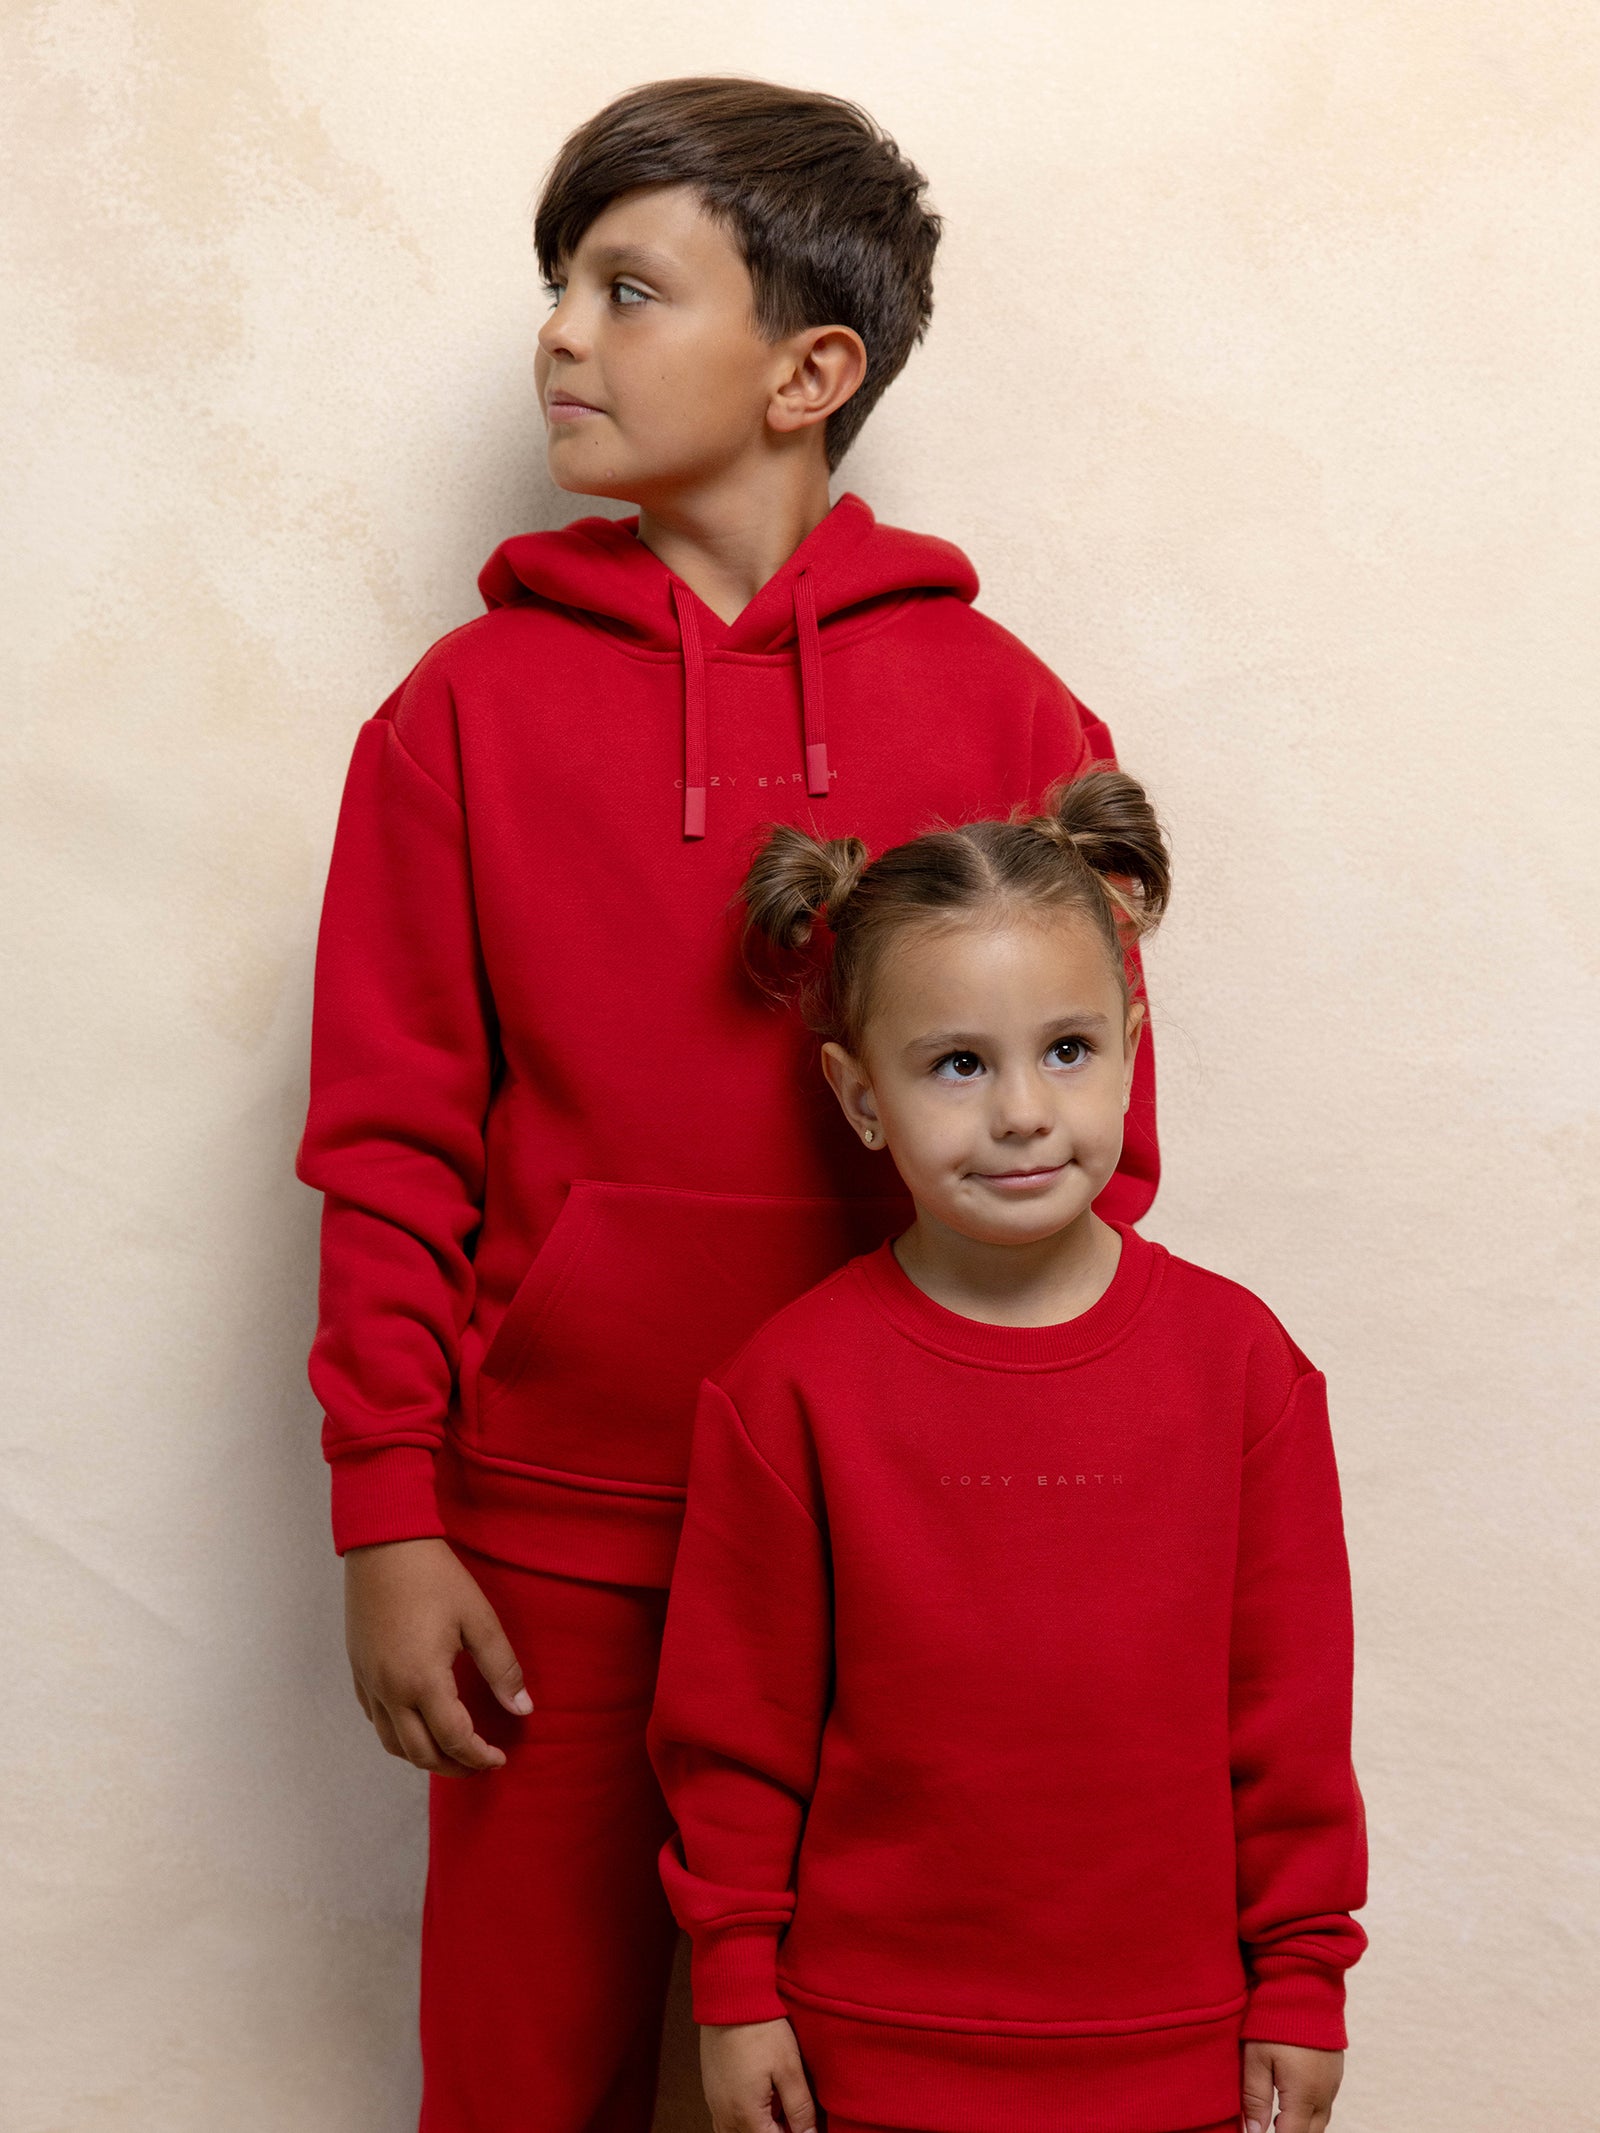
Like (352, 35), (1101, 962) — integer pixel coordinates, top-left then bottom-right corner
(987, 1063), (1054, 1142)
(538, 289), (586, 364)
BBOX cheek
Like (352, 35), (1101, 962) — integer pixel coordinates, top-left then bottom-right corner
(881, 1087), (976, 1169)
(676, 323), (774, 416)
(611, 346), (714, 442)
(1071, 1070), (1132, 1144)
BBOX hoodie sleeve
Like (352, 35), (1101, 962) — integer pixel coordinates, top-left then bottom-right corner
(1029, 675), (1160, 1226)
(647, 1378), (833, 2025)
(295, 656), (495, 1553)
(1232, 1367), (1368, 2046)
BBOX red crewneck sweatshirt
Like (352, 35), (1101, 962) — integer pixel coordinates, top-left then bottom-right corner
(648, 1228), (1367, 2133)
(296, 495), (1159, 1580)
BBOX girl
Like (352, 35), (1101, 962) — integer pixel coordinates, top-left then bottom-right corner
(646, 771), (1366, 2133)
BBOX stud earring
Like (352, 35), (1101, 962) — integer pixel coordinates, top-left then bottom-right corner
(863, 1128), (875, 1145)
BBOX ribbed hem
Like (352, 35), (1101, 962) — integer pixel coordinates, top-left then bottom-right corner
(1242, 1963), (1348, 2050)
(784, 1981), (1243, 2133)
(329, 1445), (446, 1554)
(825, 2121), (1239, 2133)
(436, 1437), (686, 1586)
(690, 1926), (787, 2025)
(853, 1224), (1161, 1371)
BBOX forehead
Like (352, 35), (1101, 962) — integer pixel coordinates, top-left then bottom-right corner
(866, 907), (1124, 1033)
(559, 183), (749, 279)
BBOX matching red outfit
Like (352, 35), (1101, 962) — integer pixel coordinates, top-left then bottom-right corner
(297, 495), (1158, 2128)
(649, 1229), (1367, 2133)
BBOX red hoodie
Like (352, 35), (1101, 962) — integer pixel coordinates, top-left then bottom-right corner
(297, 495), (1159, 1581)
(648, 1229), (1367, 2133)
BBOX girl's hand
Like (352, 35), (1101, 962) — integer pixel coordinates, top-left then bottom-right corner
(343, 1537), (531, 1773)
(700, 2017), (817, 2133)
(1242, 2039), (1344, 2133)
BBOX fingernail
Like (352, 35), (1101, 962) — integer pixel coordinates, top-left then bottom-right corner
(1247, 2120), (1264, 2132)
(511, 1690), (533, 1715)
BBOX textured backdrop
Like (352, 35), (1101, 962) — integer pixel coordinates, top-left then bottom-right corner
(3, 3), (1597, 2128)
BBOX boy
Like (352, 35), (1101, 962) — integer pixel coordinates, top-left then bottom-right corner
(298, 76), (1158, 2132)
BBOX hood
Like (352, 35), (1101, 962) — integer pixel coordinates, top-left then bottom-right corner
(478, 492), (979, 838)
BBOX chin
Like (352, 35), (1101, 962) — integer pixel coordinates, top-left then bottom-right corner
(544, 440), (629, 502)
(555, 474), (640, 508)
(945, 1205), (1079, 1250)
(959, 1185), (1104, 1248)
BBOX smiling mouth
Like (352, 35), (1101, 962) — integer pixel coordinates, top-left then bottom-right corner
(971, 1163), (1067, 1186)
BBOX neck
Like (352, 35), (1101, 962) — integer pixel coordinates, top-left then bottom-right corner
(634, 451), (834, 624)
(893, 1208), (1121, 1329)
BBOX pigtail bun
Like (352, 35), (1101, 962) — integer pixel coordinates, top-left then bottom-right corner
(1030, 769), (1171, 939)
(742, 824), (870, 954)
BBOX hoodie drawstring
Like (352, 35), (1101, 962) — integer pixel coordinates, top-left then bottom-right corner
(670, 581), (709, 840)
(671, 568), (831, 840)
(794, 570), (831, 798)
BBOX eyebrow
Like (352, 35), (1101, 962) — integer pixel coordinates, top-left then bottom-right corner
(571, 242), (677, 277)
(905, 1011), (1113, 1056)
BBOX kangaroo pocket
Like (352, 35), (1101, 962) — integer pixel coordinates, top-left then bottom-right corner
(471, 1180), (905, 1491)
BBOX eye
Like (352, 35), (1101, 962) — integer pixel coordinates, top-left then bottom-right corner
(1047, 1037), (1091, 1070)
(932, 1050), (985, 1082)
(541, 279), (565, 307)
(610, 279), (651, 308)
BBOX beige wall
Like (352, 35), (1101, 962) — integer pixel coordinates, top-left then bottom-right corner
(4, 2), (1597, 2127)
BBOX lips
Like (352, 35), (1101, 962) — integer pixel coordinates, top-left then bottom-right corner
(972, 1164), (1066, 1185)
(545, 391), (604, 419)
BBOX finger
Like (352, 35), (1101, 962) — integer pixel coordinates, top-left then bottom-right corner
(718, 2080), (785, 2133)
(391, 1703), (460, 1775)
(369, 1702), (408, 1761)
(1272, 2091), (1316, 2133)
(461, 1598), (533, 1716)
(1282, 2070), (1339, 2133)
(415, 1679), (508, 1772)
(770, 2058), (818, 2132)
(731, 2104), (780, 2133)
(1241, 2043), (1276, 2133)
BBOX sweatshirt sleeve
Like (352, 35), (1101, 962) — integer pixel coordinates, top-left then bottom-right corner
(1232, 1368), (1368, 2047)
(1028, 674), (1160, 1226)
(295, 662), (496, 1553)
(646, 1378), (833, 2025)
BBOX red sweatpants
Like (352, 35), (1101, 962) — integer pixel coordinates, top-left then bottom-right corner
(418, 1548), (681, 2133)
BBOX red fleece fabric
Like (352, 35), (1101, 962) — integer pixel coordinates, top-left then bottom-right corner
(824, 2123), (1241, 2133)
(648, 1229), (1366, 2133)
(297, 494), (1159, 1578)
(418, 1551), (679, 2133)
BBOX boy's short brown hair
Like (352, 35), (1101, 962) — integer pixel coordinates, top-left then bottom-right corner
(535, 77), (941, 468)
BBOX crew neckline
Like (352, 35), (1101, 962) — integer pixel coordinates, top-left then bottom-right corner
(854, 1221), (1161, 1370)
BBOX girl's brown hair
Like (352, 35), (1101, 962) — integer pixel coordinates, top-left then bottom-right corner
(742, 769), (1171, 1049)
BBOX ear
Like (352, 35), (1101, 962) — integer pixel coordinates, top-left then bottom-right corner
(1121, 1000), (1146, 1114)
(767, 324), (869, 438)
(821, 1039), (885, 1148)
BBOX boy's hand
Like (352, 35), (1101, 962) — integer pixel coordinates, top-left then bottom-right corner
(1242, 2039), (1344, 2133)
(344, 1537), (531, 1774)
(700, 2017), (816, 2133)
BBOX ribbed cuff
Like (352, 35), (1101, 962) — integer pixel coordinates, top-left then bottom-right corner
(329, 1444), (446, 1554)
(1242, 1961), (1349, 2051)
(690, 1926), (787, 2026)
